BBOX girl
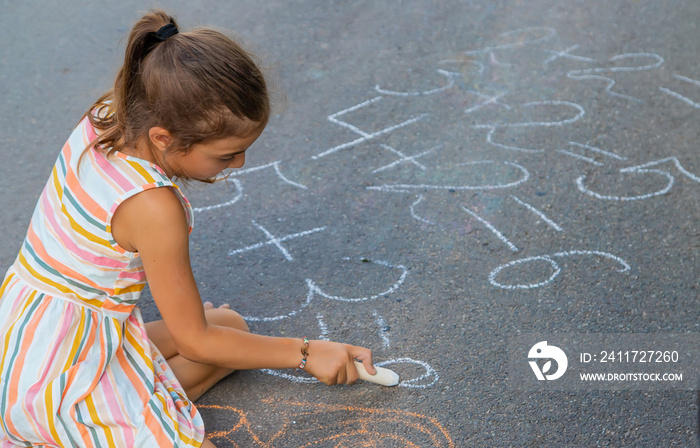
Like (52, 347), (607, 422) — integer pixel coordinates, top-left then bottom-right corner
(0, 10), (375, 448)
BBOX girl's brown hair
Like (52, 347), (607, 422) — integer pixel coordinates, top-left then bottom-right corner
(82, 10), (270, 179)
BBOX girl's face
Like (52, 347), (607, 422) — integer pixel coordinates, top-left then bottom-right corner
(164, 127), (263, 181)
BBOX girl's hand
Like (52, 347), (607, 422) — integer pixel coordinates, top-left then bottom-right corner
(303, 340), (376, 385)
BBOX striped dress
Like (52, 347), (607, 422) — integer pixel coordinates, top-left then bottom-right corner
(0, 116), (205, 447)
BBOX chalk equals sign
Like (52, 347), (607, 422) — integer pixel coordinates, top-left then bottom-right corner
(556, 141), (627, 166)
(462, 195), (564, 253)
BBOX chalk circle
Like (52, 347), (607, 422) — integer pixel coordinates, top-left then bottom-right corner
(488, 256), (561, 290)
(308, 258), (408, 303)
(368, 161), (530, 193)
(576, 168), (674, 201)
(489, 251), (631, 290)
(376, 357), (440, 388)
(191, 178), (243, 212)
(472, 101), (586, 129)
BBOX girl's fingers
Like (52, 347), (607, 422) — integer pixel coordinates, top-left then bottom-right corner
(352, 347), (376, 375)
(345, 360), (359, 385)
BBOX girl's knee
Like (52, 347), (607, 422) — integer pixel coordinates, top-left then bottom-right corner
(204, 308), (250, 333)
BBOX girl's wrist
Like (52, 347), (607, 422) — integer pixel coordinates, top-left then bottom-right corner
(297, 337), (310, 370)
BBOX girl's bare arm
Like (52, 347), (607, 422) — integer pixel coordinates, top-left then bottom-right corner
(111, 187), (375, 384)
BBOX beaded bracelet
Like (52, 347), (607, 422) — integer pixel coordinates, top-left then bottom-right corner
(298, 337), (310, 370)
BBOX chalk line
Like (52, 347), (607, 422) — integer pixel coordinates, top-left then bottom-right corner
(410, 194), (436, 225)
(509, 195), (562, 231)
(556, 149), (604, 166)
(309, 258), (408, 303)
(620, 157), (700, 182)
(313, 96), (429, 159)
(192, 178), (243, 213)
(489, 250), (630, 290)
(542, 44), (596, 66)
(226, 161), (307, 189)
(568, 141), (627, 161)
(462, 205), (519, 252)
(464, 26), (556, 55)
(566, 53), (664, 102)
(464, 90), (511, 114)
(472, 100), (585, 129)
(374, 69), (457, 97)
(373, 310), (391, 348)
(316, 313), (330, 341)
(483, 127), (544, 153)
(376, 358), (440, 388)
(576, 169), (675, 201)
(367, 160), (530, 192)
(372, 144), (442, 174)
(659, 87), (700, 108)
(228, 221), (326, 260)
(242, 258), (406, 321)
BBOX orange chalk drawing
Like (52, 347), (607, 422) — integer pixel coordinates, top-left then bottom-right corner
(198, 399), (455, 448)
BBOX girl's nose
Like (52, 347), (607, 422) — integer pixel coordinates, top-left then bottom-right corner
(228, 154), (245, 169)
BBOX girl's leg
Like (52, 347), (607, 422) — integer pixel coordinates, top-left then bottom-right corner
(145, 304), (250, 401)
(201, 438), (217, 448)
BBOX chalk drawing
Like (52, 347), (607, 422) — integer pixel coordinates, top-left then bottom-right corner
(576, 168), (674, 201)
(463, 90), (511, 114)
(568, 141), (628, 161)
(377, 357), (440, 389)
(228, 221), (326, 261)
(577, 156), (700, 201)
(473, 100), (586, 153)
(375, 69), (458, 97)
(199, 400), (455, 447)
(410, 194), (436, 225)
(464, 26), (556, 55)
(438, 58), (485, 78)
(242, 258), (407, 322)
(227, 161), (307, 189)
(373, 310), (391, 348)
(260, 357), (439, 389)
(316, 313), (330, 341)
(472, 100), (586, 129)
(488, 250), (631, 290)
(509, 195), (563, 232)
(620, 157), (700, 183)
(367, 160), (530, 193)
(312, 96), (429, 160)
(372, 143), (443, 174)
(556, 149), (604, 166)
(192, 178), (244, 213)
(310, 258), (408, 303)
(488, 51), (512, 67)
(566, 53), (664, 102)
(542, 44), (596, 67)
(461, 205), (519, 253)
(659, 74), (700, 108)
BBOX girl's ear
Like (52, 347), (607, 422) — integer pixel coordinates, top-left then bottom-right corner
(148, 127), (172, 152)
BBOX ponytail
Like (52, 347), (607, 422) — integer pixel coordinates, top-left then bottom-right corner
(82, 10), (270, 177)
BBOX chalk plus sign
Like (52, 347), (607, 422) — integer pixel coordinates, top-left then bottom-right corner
(228, 221), (326, 261)
(372, 144), (442, 174)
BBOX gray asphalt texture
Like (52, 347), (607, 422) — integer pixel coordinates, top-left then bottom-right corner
(1, 1), (699, 446)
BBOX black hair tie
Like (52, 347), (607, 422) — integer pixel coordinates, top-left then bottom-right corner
(154, 23), (179, 42)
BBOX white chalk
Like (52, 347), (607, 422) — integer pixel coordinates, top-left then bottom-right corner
(354, 361), (400, 386)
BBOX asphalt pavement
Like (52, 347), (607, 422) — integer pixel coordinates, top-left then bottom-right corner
(1, 1), (699, 446)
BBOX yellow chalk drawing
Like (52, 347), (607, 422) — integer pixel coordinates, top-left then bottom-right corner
(199, 399), (455, 447)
